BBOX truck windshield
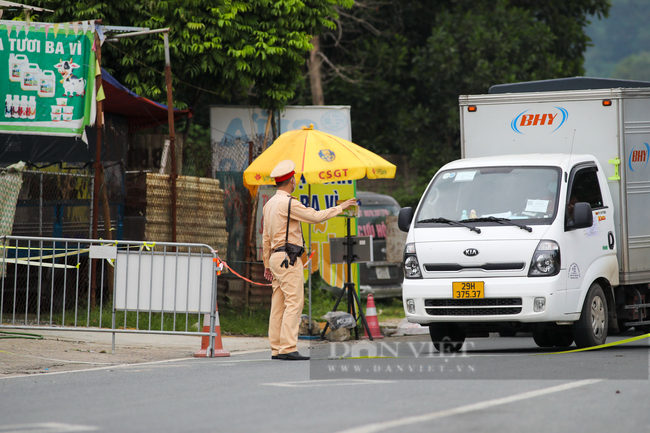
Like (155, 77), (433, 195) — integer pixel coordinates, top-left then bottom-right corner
(416, 166), (561, 225)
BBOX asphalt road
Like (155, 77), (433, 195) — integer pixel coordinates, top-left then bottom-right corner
(0, 333), (648, 433)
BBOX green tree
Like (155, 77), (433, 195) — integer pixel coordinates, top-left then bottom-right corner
(294, 0), (609, 207)
(15, 0), (352, 111)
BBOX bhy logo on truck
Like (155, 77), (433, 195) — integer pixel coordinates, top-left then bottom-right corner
(511, 107), (568, 135)
(628, 143), (650, 172)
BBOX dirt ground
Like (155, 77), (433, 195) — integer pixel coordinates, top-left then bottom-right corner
(0, 335), (195, 378)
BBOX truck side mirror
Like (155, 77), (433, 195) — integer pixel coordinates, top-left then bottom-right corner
(398, 207), (414, 232)
(567, 202), (593, 230)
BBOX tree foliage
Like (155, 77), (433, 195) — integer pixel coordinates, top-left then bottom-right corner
(14, 0), (352, 110)
(294, 0), (609, 205)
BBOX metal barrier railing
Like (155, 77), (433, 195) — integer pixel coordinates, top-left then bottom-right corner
(0, 235), (222, 356)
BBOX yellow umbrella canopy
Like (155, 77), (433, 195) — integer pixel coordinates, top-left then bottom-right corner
(243, 125), (396, 193)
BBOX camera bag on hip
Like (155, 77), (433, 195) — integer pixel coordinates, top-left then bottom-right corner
(281, 198), (305, 268)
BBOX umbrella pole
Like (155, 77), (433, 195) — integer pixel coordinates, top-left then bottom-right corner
(308, 184), (312, 334)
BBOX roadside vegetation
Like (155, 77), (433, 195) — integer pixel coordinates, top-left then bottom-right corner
(221, 272), (405, 337)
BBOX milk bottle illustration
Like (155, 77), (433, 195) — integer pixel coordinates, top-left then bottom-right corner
(11, 96), (20, 118)
(21, 63), (41, 91)
(19, 96), (28, 119)
(4, 95), (12, 118)
(9, 54), (29, 82)
(28, 96), (36, 120)
(38, 71), (56, 97)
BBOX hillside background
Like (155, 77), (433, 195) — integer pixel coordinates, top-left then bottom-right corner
(585, 0), (650, 80)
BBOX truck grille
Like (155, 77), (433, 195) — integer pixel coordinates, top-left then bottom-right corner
(424, 298), (522, 316)
(424, 263), (525, 272)
(425, 298), (522, 307)
(426, 307), (522, 316)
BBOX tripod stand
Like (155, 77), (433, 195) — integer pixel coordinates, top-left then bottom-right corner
(320, 217), (373, 341)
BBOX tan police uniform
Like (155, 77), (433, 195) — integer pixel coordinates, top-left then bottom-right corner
(263, 161), (343, 357)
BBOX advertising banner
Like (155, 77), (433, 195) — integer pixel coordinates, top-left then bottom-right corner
(0, 20), (96, 137)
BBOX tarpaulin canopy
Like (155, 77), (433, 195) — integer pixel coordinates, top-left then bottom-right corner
(101, 68), (193, 129)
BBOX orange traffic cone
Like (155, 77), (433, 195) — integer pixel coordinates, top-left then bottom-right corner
(194, 303), (230, 358)
(363, 294), (383, 339)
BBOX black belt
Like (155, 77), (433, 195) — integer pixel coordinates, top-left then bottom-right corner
(273, 247), (287, 253)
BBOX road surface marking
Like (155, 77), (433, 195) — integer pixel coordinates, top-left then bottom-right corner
(0, 350), (276, 380)
(336, 379), (604, 433)
(0, 349), (116, 365)
(262, 379), (396, 388)
(0, 422), (97, 433)
(0, 357), (198, 380)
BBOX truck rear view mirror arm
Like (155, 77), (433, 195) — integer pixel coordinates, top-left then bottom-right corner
(398, 207), (414, 232)
(566, 202), (593, 230)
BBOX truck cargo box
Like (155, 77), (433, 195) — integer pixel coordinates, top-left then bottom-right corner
(459, 81), (650, 284)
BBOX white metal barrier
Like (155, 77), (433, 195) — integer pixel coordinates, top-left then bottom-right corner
(0, 235), (225, 357)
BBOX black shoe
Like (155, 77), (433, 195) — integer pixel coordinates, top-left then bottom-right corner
(278, 351), (310, 361)
(271, 355), (279, 360)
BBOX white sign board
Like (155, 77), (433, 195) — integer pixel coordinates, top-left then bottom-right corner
(210, 105), (352, 175)
(279, 106), (351, 140)
(89, 245), (117, 260)
(114, 252), (214, 313)
(210, 106), (273, 174)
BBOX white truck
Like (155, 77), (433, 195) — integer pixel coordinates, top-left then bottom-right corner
(398, 78), (650, 351)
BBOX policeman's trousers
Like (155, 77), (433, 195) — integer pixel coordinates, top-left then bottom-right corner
(268, 253), (304, 355)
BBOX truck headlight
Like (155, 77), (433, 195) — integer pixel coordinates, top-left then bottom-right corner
(528, 240), (560, 277)
(403, 243), (422, 279)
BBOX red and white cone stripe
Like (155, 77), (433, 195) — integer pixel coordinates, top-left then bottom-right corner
(194, 311), (230, 358)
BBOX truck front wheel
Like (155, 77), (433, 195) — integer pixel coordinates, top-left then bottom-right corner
(572, 282), (608, 348)
(429, 323), (466, 353)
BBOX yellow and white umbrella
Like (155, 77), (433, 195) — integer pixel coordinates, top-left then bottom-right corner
(243, 125), (396, 194)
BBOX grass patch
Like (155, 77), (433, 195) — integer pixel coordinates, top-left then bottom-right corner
(46, 305), (205, 333)
(4, 274), (405, 338)
(219, 308), (270, 337)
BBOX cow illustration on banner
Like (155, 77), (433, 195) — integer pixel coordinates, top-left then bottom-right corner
(55, 58), (87, 97)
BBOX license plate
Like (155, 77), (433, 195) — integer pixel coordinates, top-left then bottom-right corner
(375, 266), (390, 280)
(452, 282), (484, 299)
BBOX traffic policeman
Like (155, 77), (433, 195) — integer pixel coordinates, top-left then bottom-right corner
(263, 160), (356, 360)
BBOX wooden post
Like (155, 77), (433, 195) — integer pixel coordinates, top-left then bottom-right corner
(164, 31), (177, 244)
(100, 168), (114, 298)
(244, 141), (254, 307)
(91, 29), (103, 307)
